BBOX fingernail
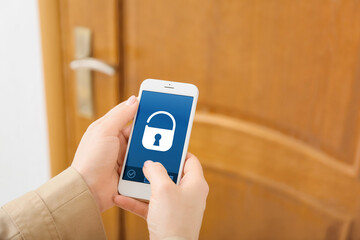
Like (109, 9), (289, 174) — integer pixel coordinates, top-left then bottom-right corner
(144, 160), (153, 168)
(126, 95), (136, 106)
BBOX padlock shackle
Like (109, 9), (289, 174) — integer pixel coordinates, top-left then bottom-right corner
(146, 111), (176, 131)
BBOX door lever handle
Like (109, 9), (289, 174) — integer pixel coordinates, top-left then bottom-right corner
(70, 57), (115, 76)
(70, 26), (117, 119)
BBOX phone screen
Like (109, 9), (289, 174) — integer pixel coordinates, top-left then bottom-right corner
(122, 90), (194, 184)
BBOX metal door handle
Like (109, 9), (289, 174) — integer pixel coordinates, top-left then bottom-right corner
(70, 57), (115, 76)
(70, 26), (117, 119)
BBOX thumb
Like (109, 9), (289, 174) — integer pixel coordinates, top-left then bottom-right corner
(101, 95), (139, 135)
(143, 160), (174, 192)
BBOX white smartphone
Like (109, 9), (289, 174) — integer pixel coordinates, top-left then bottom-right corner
(118, 79), (198, 200)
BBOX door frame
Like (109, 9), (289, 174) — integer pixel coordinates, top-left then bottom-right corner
(38, 0), (69, 176)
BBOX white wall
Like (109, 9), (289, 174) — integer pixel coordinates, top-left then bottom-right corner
(0, 1), (50, 205)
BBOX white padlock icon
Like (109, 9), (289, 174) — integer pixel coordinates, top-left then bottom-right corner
(142, 111), (176, 152)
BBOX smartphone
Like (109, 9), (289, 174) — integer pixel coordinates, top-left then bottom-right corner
(118, 79), (198, 200)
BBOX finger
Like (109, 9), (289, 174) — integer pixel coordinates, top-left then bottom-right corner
(117, 132), (127, 167)
(143, 161), (174, 191)
(118, 162), (123, 175)
(182, 153), (205, 180)
(186, 152), (195, 159)
(100, 96), (139, 136)
(122, 125), (132, 140)
(181, 152), (193, 177)
(113, 195), (148, 219)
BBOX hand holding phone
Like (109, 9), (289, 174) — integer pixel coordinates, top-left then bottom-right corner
(118, 79), (199, 200)
(71, 96), (139, 212)
(71, 79), (208, 239)
(114, 153), (209, 240)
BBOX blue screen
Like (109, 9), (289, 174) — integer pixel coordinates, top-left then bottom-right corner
(122, 90), (194, 184)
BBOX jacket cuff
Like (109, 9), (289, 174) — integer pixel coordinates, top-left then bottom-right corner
(2, 191), (60, 239)
(3, 167), (106, 240)
(36, 167), (106, 239)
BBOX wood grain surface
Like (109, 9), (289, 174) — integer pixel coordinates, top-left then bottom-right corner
(121, 0), (360, 239)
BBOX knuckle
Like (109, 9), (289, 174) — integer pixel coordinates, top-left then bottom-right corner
(87, 120), (100, 131)
(202, 178), (209, 189)
(198, 179), (209, 196)
(204, 181), (210, 195)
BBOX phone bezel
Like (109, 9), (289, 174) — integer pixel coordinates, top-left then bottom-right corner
(118, 79), (199, 200)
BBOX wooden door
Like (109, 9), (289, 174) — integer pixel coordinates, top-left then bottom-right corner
(39, 0), (123, 239)
(58, 1), (123, 239)
(120, 0), (360, 239)
(40, 0), (360, 239)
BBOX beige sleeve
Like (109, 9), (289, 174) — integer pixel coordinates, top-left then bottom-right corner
(0, 167), (106, 240)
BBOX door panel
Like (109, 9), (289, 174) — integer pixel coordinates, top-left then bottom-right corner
(58, 0), (121, 239)
(191, 114), (360, 213)
(201, 169), (350, 240)
(191, 115), (353, 239)
(123, 0), (360, 167)
(59, 0), (121, 156)
(121, 0), (360, 239)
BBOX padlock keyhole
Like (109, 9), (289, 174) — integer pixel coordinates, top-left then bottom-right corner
(153, 134), (161, 146)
